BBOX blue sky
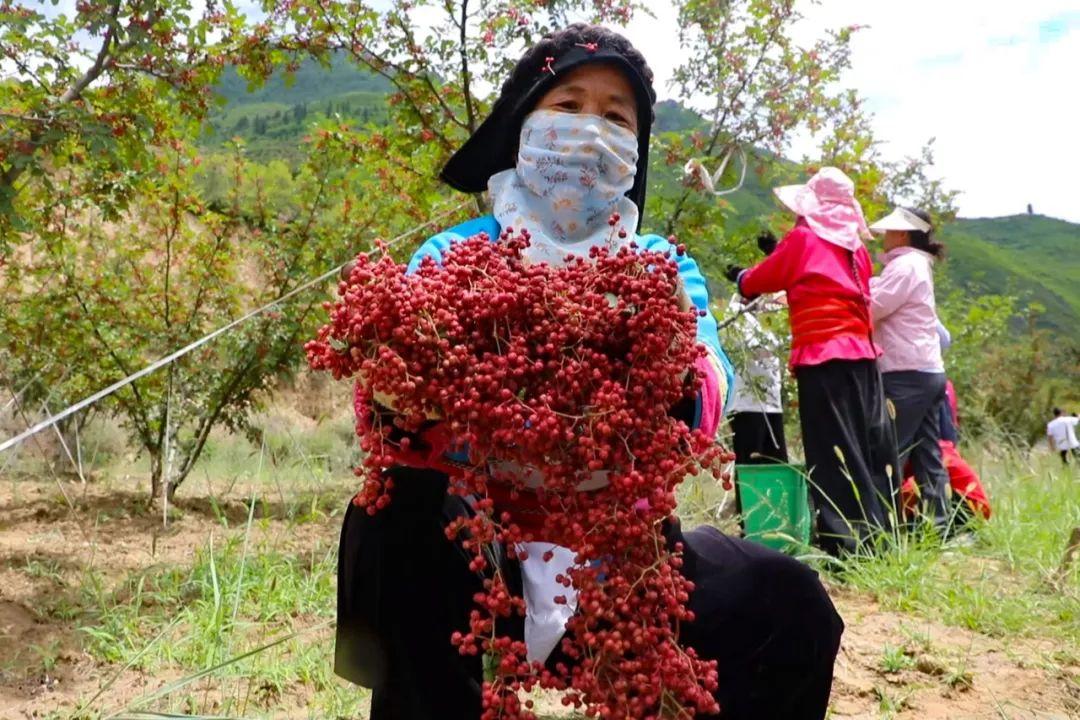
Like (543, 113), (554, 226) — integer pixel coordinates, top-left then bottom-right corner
(625, 1), (1080, 222)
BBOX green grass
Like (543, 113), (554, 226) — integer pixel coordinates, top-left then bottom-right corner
(1, 407), (366, 719)
(878, 643), (915, 674)
(820, 448), (1080, 648)
(13, 417), (1077, 718)
(75, 527), (363, 719)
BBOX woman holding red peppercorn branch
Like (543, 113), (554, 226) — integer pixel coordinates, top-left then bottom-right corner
(325, 24), (843, 720)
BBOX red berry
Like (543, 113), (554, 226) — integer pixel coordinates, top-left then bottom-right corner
(307, 229), (726, 718)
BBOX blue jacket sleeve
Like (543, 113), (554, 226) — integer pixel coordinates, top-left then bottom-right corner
(639, 235), (736, 413)
(406, 215), (501, 274)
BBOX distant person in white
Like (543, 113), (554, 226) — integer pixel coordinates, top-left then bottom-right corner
(726, 293), (787, 463)
(726, 232), (788, 467)
(1046, 408), (1080, 464)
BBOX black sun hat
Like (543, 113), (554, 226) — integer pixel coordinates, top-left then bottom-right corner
(440, 31), (657, 229)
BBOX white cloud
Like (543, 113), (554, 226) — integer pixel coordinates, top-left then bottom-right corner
(622, 1), (1080, 221)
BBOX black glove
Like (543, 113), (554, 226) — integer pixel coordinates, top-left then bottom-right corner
(756, 231), (778, 256)
(724, 264), (745, 283)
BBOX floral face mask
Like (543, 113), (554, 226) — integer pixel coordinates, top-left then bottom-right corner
(488, 109), (640, 265)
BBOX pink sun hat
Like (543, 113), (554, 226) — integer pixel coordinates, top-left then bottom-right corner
(773, 167), (872, 251)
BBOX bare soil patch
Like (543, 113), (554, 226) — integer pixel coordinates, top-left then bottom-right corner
(1, 477), (1077, 719)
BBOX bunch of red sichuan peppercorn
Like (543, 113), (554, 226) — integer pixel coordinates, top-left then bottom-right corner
(307, 229), (728, 719)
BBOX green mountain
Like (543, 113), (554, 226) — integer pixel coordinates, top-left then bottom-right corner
(205, 61), (1079, 331)
(214, 54), (392, 107)
(939, 214), (1079, 332)
(201, 55), (391, 163)
(654, 99), (708, 133)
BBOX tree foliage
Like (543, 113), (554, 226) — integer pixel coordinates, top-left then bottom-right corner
(0, 0), (253, 241)
(652, 0), (860, 271)
(0, 130), (412, 495)
(0, 0), (1022, 499)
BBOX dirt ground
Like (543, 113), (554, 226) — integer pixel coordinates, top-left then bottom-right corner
(2, 478), (1078, 720)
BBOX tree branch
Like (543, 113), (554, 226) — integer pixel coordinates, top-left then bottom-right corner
(59, 0), (123, 104)
(174, 320), (268, 485)
(390, 13), (468, 132)
(458, 0), (477, 132)
(666, 8), (792, 235)
(301, 4), (455, 147)
(47, 209), (156, 445)
(1, 0), (141, 192)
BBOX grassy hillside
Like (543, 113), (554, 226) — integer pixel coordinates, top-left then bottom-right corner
(654, 99), (708, 133)
(213, 53), (392, 107)
(939, 215), (1079, 332)
(201, 55), (391, 163)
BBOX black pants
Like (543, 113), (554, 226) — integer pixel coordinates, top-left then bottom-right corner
(795, 359), (899, 556)
(1062, 449), (1079, 464)
(336, 468), (844, 720)
(731, 412), (788, 465)
(883, 371), (951, 531)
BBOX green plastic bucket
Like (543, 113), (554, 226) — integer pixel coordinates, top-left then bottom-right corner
(735, 464), (812, 553)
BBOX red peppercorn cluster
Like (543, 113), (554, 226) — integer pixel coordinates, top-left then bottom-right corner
(307, 229), (727, 718)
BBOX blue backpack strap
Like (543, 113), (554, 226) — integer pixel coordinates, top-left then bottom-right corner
(406, 215), (501, 273)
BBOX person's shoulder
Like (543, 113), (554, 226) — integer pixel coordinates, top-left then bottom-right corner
(773, 224), (817, 246)
(895, 248), (931, 270)
(430, 214), (500, 243)
(884, 250), (924, 276)
(786, 225), (816, 241)
(777, 225), (816, 254)
(636, 232), (676, 253)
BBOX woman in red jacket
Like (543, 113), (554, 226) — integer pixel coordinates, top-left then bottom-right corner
(730, 168), (900, 556)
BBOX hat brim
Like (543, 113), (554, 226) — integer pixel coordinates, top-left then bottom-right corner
(869, 208), (929, 234)
(440, 45), (656, 229)
(773, 184), (808, 216)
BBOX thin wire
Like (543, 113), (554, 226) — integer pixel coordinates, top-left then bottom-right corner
(0, 367), (71, 477)
(0, 202), (468, 456)
(1, 361), (53, 413)
(42, 397), (86, 484)
(7, 386), (75, 510)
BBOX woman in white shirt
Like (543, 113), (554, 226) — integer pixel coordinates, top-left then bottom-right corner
(869, 207), (953, 534)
